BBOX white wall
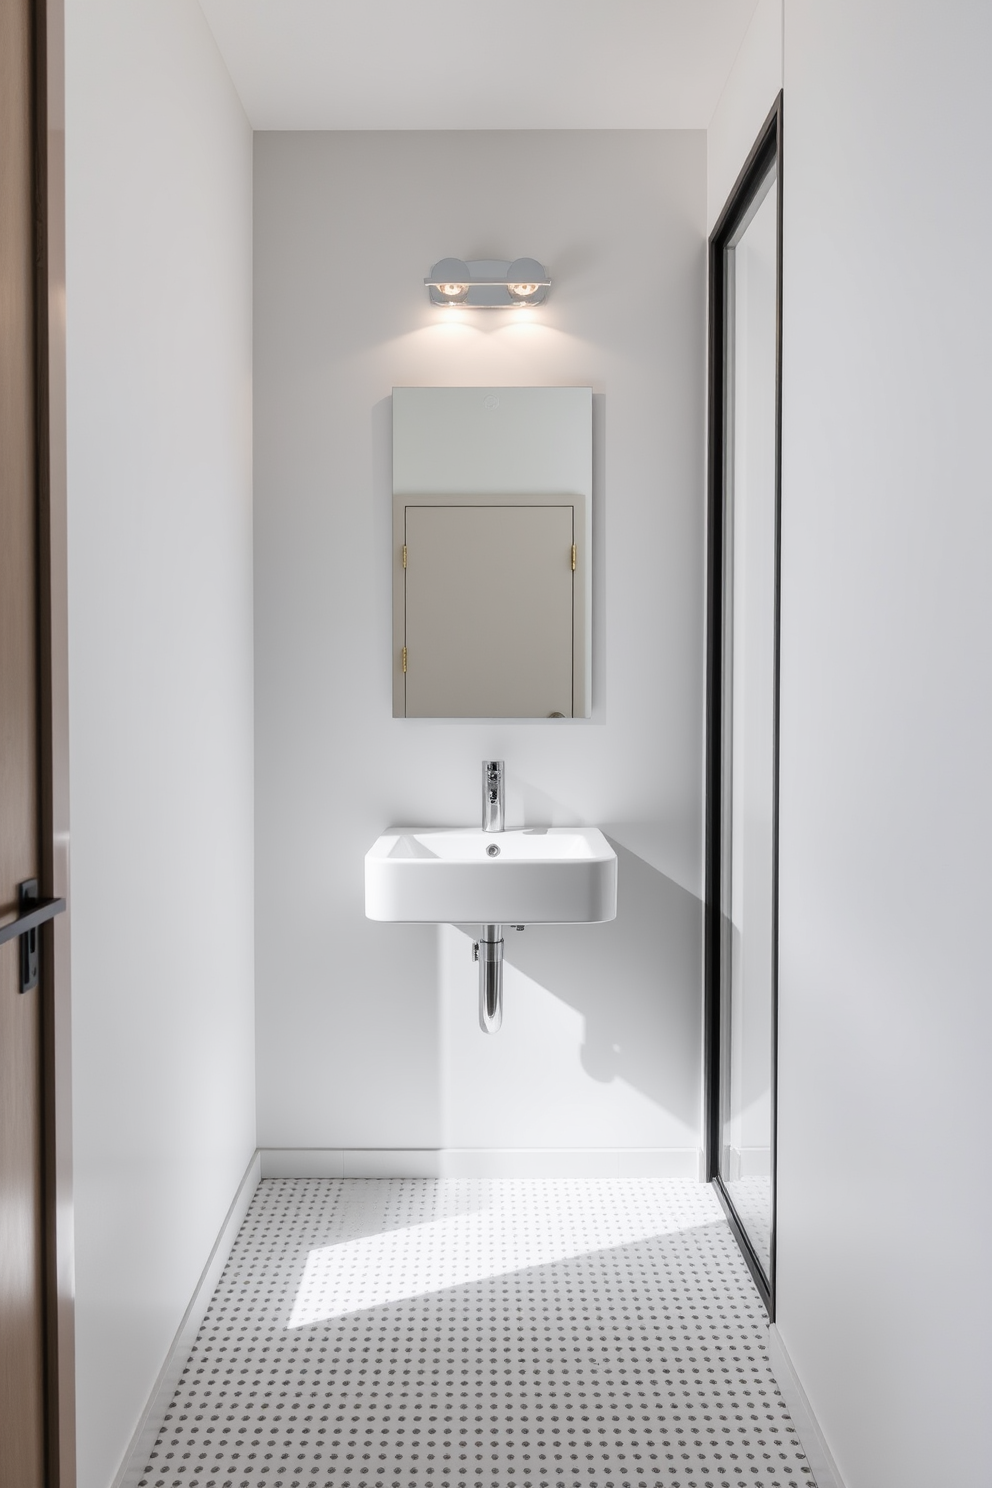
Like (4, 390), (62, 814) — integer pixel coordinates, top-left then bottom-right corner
(707, 0), (782, 231)
(776, 4), (992, 1486)
(65, 5), (255, 1485)
(253, 131), (706, 1164)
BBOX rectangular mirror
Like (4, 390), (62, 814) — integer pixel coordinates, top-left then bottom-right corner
(392, 387), (592, 718)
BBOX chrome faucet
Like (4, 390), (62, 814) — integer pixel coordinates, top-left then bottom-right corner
(482, 760), (504, 833)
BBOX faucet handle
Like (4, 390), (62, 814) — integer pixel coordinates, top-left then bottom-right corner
(481, 760), (505, 832)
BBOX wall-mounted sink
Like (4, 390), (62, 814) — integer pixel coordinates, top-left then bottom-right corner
(365, 826), (617, 925)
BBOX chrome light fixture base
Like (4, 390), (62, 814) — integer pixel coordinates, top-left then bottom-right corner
(425, 257), (550, 308)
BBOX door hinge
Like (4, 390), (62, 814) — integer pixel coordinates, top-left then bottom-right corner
(570, 544), (577, 571)
(401, 647), (407, 673)
(402, 544), (407, 569)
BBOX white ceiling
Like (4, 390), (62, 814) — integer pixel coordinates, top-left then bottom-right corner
(198, 0), (758, 131)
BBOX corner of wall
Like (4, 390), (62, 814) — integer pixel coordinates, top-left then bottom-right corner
(767, 1325), (848, 1488)
(705, 0), (783, 232)
(110, 1154), (261, 1488)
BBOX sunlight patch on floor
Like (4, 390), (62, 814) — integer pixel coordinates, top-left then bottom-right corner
(289, 1176), (719, 1326)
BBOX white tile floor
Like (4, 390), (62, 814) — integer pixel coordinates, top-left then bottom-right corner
(137, 1179), (814, 1488)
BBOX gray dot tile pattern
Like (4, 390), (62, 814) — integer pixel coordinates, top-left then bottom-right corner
(138, 1178), (814, 1488)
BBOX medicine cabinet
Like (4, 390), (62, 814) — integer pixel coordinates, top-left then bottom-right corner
(392, 387), (592, 718)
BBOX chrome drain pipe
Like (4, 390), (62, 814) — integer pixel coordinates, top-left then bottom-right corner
(475, 924), (503, 1033)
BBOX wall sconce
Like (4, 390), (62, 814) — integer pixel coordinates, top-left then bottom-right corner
(425, 257), (550, 309)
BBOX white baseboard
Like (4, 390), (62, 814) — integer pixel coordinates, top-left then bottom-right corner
(259, 1147), (703, 1179)
(767, 1323), (848, 1488)
(111, 1151), (261, 1488)
(728, 1144), (772, 1179)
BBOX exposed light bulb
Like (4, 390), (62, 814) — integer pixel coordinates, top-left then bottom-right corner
(426, 259), (548, 308)
(506, 260), (546, 302)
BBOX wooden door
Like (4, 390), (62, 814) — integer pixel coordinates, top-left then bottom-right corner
(1, 0), (50, 1481)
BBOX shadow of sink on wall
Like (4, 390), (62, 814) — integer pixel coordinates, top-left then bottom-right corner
(507, 842), (701, 1126)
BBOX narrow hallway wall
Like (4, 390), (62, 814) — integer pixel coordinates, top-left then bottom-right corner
(252, 130), (707, 1168)
(776, 4), (992, 1485)
(65, 4), (255, 1484)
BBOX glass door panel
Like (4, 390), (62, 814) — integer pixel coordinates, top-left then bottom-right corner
(719, 165), (778, 1278)
(705, 98), (782, 1312)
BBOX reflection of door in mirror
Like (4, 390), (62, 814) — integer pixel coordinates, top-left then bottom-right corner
(403, 504), (574, 718)
(705, 95), (782, 1313)
(720, 163), (778, 1277)
(392, 387), (592, 719)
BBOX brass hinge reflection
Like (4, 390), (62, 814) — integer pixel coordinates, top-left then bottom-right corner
(402, 545), (407, 569)
(401, 647), (407, 674)
(570, 544), (577, 571)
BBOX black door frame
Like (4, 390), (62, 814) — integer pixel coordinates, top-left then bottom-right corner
(703, 93), (784, 1318)
(37, 0), (76, 1478)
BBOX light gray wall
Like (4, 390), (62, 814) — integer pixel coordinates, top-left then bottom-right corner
(706, 0), (782, 232)
(253, 130), (707, 1162)
(776, 4), (992, 1485)
(65, 4), (255, 1484)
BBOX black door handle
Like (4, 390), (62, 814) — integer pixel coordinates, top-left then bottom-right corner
(0, 881), (67, 992)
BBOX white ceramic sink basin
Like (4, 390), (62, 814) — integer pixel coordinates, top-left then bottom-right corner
(365, 826), (617, 924)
